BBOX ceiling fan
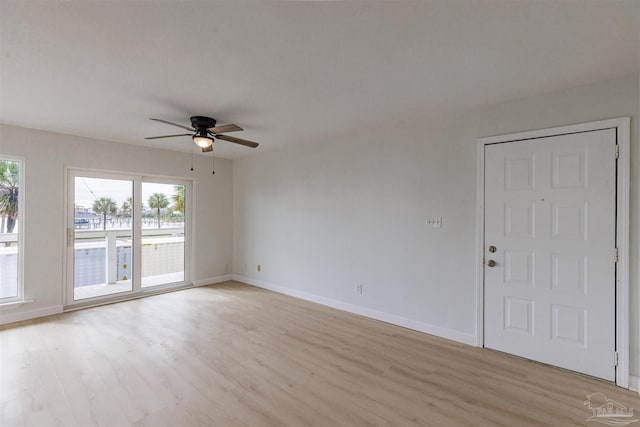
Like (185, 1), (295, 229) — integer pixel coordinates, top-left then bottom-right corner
(145, 116), (259, 152)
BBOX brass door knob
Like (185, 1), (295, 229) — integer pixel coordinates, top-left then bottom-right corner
(487, 260), (496, 267)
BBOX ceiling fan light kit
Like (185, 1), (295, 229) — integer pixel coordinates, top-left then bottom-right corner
(192, 130), (213, 148)
(193, 135), (213, 148)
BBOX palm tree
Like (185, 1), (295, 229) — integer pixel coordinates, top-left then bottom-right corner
(0, 161), (19, 234)
(171, 186), (185, 214)
(92, 197), (117, 230)
(118, 197), (133, 227)
(148, 193), (169, 229)
(119, 197), (132, 217)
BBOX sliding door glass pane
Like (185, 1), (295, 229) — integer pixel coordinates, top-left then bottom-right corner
(141, 183), (185, 287)
(0, 160), (20, 300)
(74, 177), (133, 300)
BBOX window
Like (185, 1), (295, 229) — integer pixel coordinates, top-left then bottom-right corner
(0, 157), (23, 303)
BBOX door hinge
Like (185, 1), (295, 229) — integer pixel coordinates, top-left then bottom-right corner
(614, 351), (619, 367)
(615, 144), (620, 159)
(614, 248), (619, 263)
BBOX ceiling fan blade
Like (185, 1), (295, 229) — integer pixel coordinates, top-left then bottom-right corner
(207, 123), (243, 133)
(145, 133), (192, 140)
(150, 118), (194, 132)
(201, 145), (213, 152)
(215, 134), (259, 148)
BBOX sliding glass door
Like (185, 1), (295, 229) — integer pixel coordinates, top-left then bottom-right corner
(66, 170), (190, 305)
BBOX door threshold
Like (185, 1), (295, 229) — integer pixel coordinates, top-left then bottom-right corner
(64, 282), (193, 312)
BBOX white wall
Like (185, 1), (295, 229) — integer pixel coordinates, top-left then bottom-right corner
(0, 125), (233, 322)
(233, 76), (639, 374)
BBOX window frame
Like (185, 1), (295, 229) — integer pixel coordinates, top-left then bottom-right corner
(0, 155), (25, 305)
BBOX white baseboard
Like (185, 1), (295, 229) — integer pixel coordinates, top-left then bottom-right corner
(233, 275), (477, 346)
(0, 304), (63, 326)
(193, 275), (233, 287)
(629, 375), (639, 393)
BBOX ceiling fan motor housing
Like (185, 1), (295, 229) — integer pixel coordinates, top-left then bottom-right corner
(190, 116), (217, 131)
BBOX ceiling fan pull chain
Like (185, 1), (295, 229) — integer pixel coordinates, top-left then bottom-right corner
(212, 154), (215, 175)
(190, 145), (195, 171)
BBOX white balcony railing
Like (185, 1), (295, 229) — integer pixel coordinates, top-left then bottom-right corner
(0, 233), (18, 245)
(0, 228), (185, 300)
(73, 227), (185, 287)
(0, 234), (19, 299)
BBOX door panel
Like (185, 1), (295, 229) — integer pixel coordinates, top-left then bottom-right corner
(72, 176), (134, 301)
(484, 129), (616, 381)
(141, 182), (185, 288)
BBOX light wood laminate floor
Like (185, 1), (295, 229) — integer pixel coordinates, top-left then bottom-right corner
(1, 281), (638, 426)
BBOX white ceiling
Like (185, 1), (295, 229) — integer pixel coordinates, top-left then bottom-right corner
(1, 1), (638, 159)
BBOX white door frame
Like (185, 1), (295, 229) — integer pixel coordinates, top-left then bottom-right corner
(63, 167), (193, 308)
(475, 117), (630, 388)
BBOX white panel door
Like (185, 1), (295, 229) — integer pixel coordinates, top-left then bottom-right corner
(484, 129), (616, 381)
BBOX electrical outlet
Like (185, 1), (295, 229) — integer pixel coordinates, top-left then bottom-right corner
(426, 216), (442, 228)
(257, 264), (261, 272)
(356, 284), (363, 295)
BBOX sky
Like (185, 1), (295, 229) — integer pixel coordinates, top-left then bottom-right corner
(75, 177), (182, 209)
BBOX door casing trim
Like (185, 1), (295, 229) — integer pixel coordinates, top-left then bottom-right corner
(475, 117), (631, 388)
